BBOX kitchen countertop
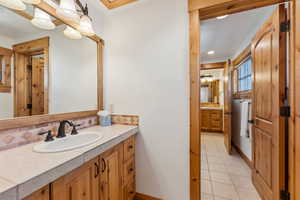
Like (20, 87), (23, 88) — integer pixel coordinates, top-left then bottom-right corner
(0, 125), (138, 200)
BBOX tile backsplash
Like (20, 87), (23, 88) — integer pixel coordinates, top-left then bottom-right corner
(0, 116), (98, 152)
(0, 114), (139, 152)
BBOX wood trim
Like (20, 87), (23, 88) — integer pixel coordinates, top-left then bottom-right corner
(200, 61), (226, 70)
(100, 0), (137, 9)
(288, 2), (296, 200)
(97, 42), (104, 110)
(13, 37), (49, 54)
(232, 91), (252, 99)
(232, 44), (251, 67)
(189, 10), (201, 200)
(0, 110), (97, 131)
(0, 46), (13, 56)
(134, 193), (162, 200)
(292, 0), (299, 200)
(232, 143), (253, 168)
(9, 9), (63, 26)
(0, 86), (11, 93)
(189, 0), (288, 18)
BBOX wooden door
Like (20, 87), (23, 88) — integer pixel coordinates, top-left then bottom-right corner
(14, 53), (30, 117)
(294, 0), (300, 199)
(100, 145), (123, 200)
(31, 57), (45, 115)
(223, 60), (232, 154)
(251, 5), (286, 200)
(23, 185), (49, 200)
(52, 158), (100, 200)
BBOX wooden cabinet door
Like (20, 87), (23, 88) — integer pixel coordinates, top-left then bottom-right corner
(52, 157), (100, 200)
(23, 185), (49, 200)
(201, 110), (210, 131)
(223, 60), (232, 154)
(100, 145), (123, 200)
(252, 5), (286, 200)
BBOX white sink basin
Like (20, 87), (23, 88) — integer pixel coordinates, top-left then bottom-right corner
(33, 132), (103, 153)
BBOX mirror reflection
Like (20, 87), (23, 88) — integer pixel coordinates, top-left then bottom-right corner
(0, 5), (97, 119)
(200, 69), (224, 106)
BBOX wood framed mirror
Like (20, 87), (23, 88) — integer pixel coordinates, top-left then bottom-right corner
(0, 1), (104, 131)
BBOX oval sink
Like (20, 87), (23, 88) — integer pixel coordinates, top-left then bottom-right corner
(33, 132), (103, 153)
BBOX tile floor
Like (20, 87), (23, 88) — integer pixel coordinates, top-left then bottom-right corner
(201, 132), (261, 200)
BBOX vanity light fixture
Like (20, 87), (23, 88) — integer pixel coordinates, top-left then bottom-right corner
(31, 8), (56, 30)
(64, 26), (82, 39)
(77, 15), (95, 36)
(56, 0), (96, 37)
(207, 50), (215, 55)
(56, 0), (80, 23)
(22, 0), (41, 5)
(216, 15), (228, 20)
(0, 0), (26, 10)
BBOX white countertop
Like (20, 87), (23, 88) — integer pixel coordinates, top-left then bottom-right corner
(0, 125), (138, 200)
(201, 107), (223, 110)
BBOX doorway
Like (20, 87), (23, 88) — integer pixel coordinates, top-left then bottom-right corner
(189, 1), (292, 200)
(13, 37), (49, 117)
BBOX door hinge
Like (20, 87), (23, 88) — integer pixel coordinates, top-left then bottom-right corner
(280, 106), (290, 117)
(280, 190), (290, 200)
(280, 20), (290, 32)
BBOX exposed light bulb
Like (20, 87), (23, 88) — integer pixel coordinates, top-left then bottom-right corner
(22, 0), (41, 5)
(64, 26), (82, 39)
(31, 8), (56, 30)
(0, 0), (26, 10)
(77, 15), (95, 36)
(216, 15), (228, 20)
(56, 0), (80, 23)
(207, 51), (215, 55)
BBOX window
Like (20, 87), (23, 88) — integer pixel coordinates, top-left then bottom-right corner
(237, 57), (252, 92)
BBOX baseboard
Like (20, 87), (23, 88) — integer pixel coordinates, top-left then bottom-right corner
(134, 192), (163, 200)
(232, 143), (253, 169)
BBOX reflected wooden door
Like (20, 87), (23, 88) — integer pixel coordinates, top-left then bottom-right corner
(223, 60), (232, 154)
(31, 57), (45, 115)
(251, 5), (286, 200)
(14, 53), (31, 117)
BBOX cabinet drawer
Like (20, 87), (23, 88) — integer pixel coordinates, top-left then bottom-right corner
(124, 136), (135, 161)
(211, 120), (222, 128)
(211, 113), (221, 120)
(124, 157), (135, 185)
(124, 181), (135, 200)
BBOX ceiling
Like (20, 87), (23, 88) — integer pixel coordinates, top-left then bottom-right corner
(200, 5), (276, 64)
(0, 4), (63, 41)
(0, 6), (39, 40)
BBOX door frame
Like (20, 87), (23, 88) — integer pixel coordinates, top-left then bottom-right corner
(188, 0), (296, 200)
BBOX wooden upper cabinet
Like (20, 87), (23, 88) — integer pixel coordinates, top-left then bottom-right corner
(51, 157), (100, 200)
(23, 185), (49, 200)
(100, 144), (123, 200)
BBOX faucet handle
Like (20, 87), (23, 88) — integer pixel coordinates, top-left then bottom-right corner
(71, 124), (81, 135)
(38, 130), (54, 142)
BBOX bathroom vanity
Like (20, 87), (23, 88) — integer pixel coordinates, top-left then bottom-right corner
(0, 125), (138, 200)
(201, 107), (223, 132)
